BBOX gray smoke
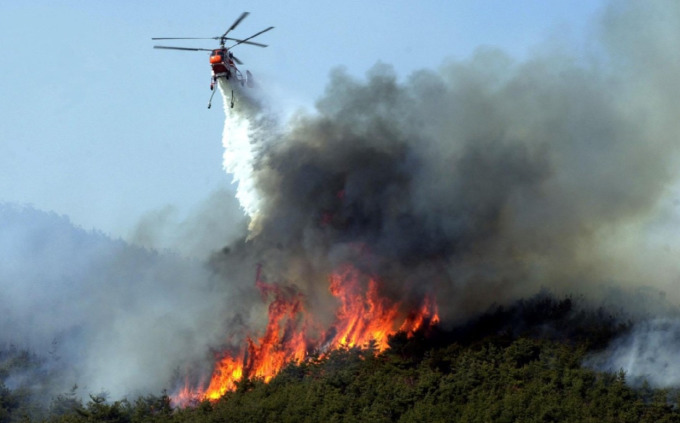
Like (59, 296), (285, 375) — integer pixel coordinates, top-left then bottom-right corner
(0, 203), (244, 402)
(585, 316), (680, 388)
(130, 188), (248, 259)
(231, 0), (680, 321)
(210, 0), (680, 387)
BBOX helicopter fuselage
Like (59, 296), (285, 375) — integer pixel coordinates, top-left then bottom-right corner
(210, 49), (236, 79)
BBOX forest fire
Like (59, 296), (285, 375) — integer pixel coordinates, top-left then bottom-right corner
(174, 263), (439, 405)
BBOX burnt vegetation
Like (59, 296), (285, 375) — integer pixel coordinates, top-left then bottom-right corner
(4, 295), (680, 423)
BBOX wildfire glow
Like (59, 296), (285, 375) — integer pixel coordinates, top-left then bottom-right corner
(328, 265), (400, 351)
(174, 263), (439, 405)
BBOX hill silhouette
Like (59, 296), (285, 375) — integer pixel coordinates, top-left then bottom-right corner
(0, 204), (234, 413)
(5, 294), (678, 423)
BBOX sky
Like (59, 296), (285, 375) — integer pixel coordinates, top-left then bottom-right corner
(1, 0), (607, 241)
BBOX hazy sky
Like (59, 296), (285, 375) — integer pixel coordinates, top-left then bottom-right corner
(1, 0), (606, 240)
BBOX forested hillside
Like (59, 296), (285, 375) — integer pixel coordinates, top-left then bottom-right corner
(4, 297), (680, 423)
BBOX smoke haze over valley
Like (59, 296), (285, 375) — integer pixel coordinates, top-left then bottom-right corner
(2, 0), (680, 406)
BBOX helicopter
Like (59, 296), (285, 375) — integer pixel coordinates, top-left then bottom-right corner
(153, 12), (273, 109)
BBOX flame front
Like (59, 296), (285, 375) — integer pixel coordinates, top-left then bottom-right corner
(327, 265), (400, 351)
(176, 263), (439, 404)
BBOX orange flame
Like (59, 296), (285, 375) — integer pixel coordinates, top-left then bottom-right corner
(175, 263), (439, 404)
(326, 264), (400, 351)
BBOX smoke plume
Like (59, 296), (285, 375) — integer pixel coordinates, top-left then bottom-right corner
(211, 0), (680, 388)
(0, 204), (240, 401)
(221, 0), (679, 314)
(130, 188), (247, 259)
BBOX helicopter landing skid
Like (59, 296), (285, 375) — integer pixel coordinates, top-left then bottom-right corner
(207, 84), (217, 109)
(206, 80), (235, 109)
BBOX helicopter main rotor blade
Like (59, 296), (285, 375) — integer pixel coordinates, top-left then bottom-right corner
(230, 26), (274, 48)
(154, 46), (214, 52)
(222, 12), (249, 38)
(231, 55), (243, 65)
(152, 37), (214, 40)
(225, 37), (268, 48)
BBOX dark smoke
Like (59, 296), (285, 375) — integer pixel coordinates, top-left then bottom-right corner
(208, 1), (680, 391)
(228, 1), (680, 330)
(587, 318), (680, 388)
(130, 188), (248, 259)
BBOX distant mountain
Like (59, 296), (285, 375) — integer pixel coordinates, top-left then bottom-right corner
(0, 203), (233, 404)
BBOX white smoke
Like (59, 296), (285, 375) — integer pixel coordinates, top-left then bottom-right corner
(587, 318), (680, 388)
